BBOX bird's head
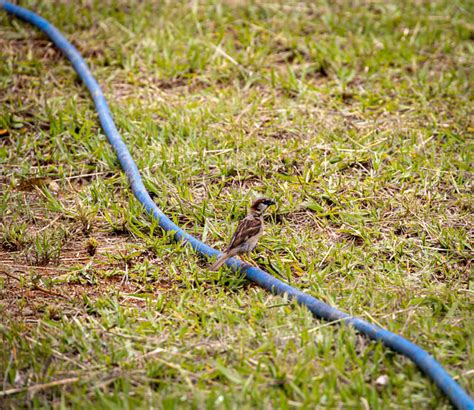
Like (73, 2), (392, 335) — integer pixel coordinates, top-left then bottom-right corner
(250, 198), (276, 214)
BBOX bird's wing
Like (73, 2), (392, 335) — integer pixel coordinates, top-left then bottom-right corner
(227, 216), (262, 250)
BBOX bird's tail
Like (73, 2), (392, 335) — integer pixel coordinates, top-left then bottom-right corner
(210, 252), (229, 271)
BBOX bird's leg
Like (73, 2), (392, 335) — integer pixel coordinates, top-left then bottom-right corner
(241, 252), (258, 268)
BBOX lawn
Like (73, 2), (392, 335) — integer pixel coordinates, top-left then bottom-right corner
(0, 0), (472, 408)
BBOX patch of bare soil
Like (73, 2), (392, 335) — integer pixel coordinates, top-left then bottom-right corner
(0, 227), (177, 322)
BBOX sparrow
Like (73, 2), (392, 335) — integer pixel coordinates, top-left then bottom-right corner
(211, 198), (276, 270)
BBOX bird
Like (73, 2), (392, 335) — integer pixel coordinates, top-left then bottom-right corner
(211, 198), (276, 271)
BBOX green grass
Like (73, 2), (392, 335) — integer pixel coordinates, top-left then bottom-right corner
(0, 0), (473, 408)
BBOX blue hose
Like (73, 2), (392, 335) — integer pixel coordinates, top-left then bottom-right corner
(2, 2), (472, 408)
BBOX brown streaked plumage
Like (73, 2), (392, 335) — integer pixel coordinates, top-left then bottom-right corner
(211, 198), (275, 270)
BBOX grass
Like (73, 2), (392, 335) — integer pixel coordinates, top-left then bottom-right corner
(0, 0), (472, 408)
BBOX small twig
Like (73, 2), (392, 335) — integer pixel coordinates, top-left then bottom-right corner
(208, 41), (240, 67)
(36, 215), (62, 233)
(363, 310), (385, 329)
(0, 270), (21, 282)
(308, 318), (348, 334)
(5, 264), (70, 272)
(29, 285), (71, 301)
(136, 347), (167, 360)
(317, 244), (334, 269)
(453, 369), (474, 381)
(203, 148), (234, 155)
(1, 269), (71, 300)
(55, 171), (112, 181)
(0, 376), (80, 397)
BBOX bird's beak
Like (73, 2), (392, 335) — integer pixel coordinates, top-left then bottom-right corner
(266, 200), (276, 206)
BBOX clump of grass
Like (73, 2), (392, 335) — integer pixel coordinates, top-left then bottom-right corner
(29, 231), (65, 266)
(1, 222), (30, 251)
